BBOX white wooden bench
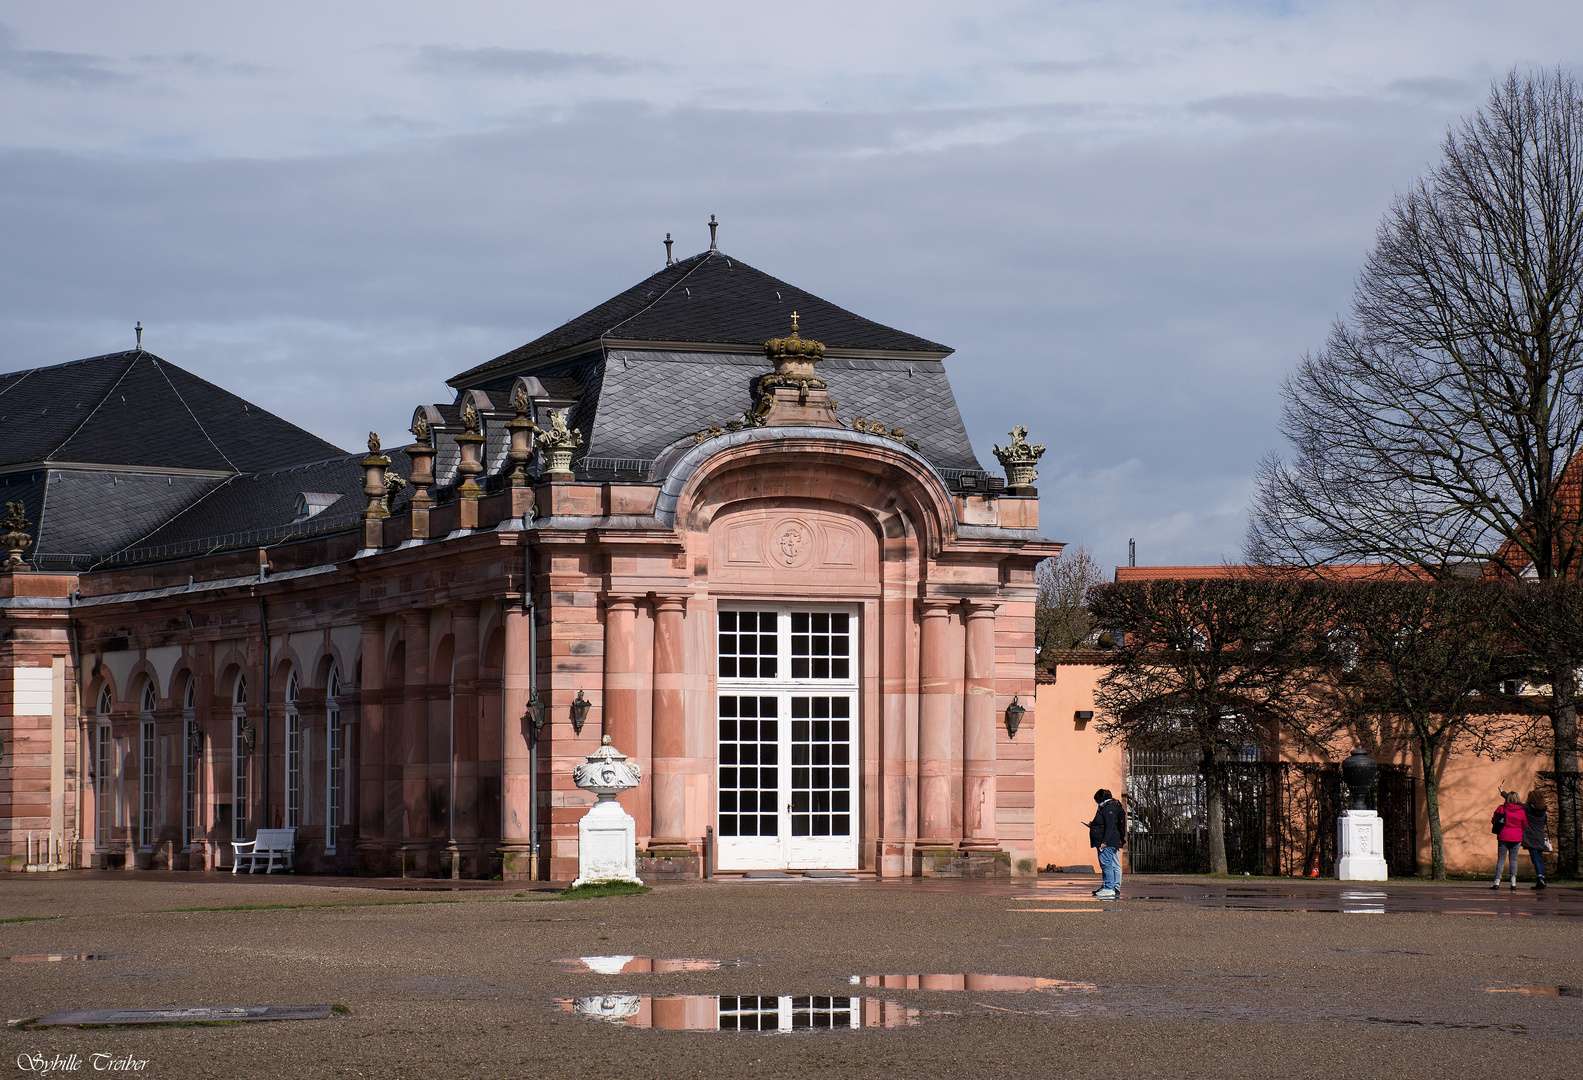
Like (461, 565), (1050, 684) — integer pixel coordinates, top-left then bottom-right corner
(231, 829), (296, 874)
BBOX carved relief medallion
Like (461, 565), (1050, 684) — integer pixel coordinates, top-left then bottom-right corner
(768, 517), (816, 569)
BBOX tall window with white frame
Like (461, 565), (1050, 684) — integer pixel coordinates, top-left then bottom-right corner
(716, 606), (858, 872)
(325, 665), (342, 855)
(139, 682), (157, 851)
(232, 676), (249, 842)
(95, 685), (112, 848)
(182, 678), (198, 851)
(285, 672), (302, 831)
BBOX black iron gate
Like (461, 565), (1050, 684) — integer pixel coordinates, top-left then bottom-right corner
(1125, 751), (1417, 877)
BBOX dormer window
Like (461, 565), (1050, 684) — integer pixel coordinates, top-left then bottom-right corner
(292, 492), (342, 523)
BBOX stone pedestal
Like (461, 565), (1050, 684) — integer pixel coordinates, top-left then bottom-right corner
(1334, 809), (1389, 881)
(570, 735), (644, 888)
(573, 799), (643, 888)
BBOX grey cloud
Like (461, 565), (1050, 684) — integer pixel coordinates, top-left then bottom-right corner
(0, 26), (131, 88)
(411, 45), (643, 80)
(1014, 55), (1139, 76)
(0, 96), (1449, 567)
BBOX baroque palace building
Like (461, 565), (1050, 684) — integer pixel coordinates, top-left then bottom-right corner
(0, 240), (1058, 880)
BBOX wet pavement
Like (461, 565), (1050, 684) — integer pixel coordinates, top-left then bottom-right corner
(2, 872), (1580, 1078)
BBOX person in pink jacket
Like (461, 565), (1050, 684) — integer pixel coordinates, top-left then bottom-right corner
(1492, 791), (1529, 891)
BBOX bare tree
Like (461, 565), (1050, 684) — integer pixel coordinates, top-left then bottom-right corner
(1248, 69), (1583, 869)
(1314, 581), (1525, 880)
(1035, 545), (1105, 656)
(1088, 577), (1325, 874)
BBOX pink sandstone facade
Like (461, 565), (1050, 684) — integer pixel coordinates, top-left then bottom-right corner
(0, 245), (1060, 880)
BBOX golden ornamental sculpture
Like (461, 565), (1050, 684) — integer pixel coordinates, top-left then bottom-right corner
(538, 408), (583, 474)
(749, 312), (840, 427)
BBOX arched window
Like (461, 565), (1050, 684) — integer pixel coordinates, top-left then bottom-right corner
(285, 672), (302, 831)
(94, 685), (112, 847)
(182, 677), (199, 851)
(325, 665), (343, 854)
(232, 675), (249, 842)
(138, 682), (156, 851)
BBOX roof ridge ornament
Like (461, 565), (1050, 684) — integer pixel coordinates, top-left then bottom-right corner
(708, 214), (718, 250)
(750, 315), (840, 428)
(664, 232), (674, 266)
(1, 500), (33, 571)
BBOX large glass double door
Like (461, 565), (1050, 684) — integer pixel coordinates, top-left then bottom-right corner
(716, 607), (858, 870)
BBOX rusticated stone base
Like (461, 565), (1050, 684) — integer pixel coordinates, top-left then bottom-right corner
(912, 846), (1011, 879)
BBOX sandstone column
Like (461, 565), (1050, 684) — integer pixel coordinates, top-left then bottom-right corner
(962, 601), (999, 850)
(649, 594), (689, 849)
(356, 619), (386, 852)
(603, 595), (643, 821)
(499, 604), (536, 879)
(401, 609), (429, 863)
(451, 603), (481, 854)
(917, 599), (963, 846)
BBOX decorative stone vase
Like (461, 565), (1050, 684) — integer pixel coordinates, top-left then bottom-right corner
(571, 736), (644, 887)
(992, 426), (1046, 489)
(1340, 748), (1377, 811)
(545, 446), (575, 475)
(1003, 461), (1038, 488)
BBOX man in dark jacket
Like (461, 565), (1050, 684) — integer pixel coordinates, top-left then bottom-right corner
(1088, 789), (1127, 900)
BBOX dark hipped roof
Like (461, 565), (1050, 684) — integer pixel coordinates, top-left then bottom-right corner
(449, 250), (952, 388)
(0, 351), (345, 473)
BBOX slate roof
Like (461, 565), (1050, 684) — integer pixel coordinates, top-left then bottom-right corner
(0, 351), (345, 472)
(449, 250), (951, 388)
(0, 468), (226, 570)
(99, 451), (390, 566)
(550, 350), (986, 475)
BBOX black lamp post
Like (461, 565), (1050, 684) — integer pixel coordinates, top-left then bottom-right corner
(1341, 748), (1378, 811)
(569, 690), (592, 735)
(1004, 696), (1025, 739)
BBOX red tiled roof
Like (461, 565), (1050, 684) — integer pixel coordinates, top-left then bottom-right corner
(1114, 564), (1421, 583)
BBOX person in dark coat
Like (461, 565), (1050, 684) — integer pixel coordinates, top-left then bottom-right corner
(1492, 791), (1528, 891)
(1088, 789), (1127, 900)
(1523, 790), (1549, 891)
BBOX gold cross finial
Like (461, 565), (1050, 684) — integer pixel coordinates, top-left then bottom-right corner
(790, 311), (800, 335)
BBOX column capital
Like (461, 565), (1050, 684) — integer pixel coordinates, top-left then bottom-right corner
(916, 597), (959, 617)
(962, 600), (1000, 619)
(650, 592), (689, 613)
(604, 593), (642, 612)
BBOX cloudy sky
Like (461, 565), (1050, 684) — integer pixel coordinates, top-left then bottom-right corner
(2, 2), (1579, 570)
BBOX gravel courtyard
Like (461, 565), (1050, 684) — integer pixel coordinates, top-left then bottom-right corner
(3, 873), (1580, 1080)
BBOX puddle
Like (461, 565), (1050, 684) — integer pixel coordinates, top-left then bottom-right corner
(1484, 985), (1583, 997)
(554, 994), (919, 1030)
(555, 957), (742, 974)
(1339, 891), (1387, 915)
(4, 954), (111, 963)
(850, 974), (1098, 993)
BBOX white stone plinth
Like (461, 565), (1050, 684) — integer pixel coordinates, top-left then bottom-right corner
(1334, 808), (1389, 881)
(572, 798), (643, 887)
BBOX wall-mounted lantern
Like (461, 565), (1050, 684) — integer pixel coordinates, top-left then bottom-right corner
(1004, 696), (1026, 739)
(187, 719), (204, 752)
(569, 690), (592, 735)
(239, 717), (256, 752)
(524, 687), (546, 738)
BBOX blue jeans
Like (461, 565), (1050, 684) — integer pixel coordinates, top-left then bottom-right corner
(1528, 847), (1546, 880)
(1098, 845), (1121, 892)
(1495, 840), (1522, 884)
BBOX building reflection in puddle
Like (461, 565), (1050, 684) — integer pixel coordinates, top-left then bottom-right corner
(554, 995), (920, 1030)
(4, 954), (111, 963)
(1339, 891), (1387, 915)
(1484, 984), (1582, 996)
(851, 974), (1098, 993)
(555, 956), (738, 974)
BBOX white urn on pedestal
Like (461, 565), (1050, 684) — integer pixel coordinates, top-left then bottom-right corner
(1334, 749), (1389, 881)
(571, 735), (644, 888)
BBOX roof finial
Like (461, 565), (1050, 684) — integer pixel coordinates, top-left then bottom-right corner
(664, 232), (674, 266)
(135, 321), (142, 352)
(708, 214), (718, 250)
(790, 311), (800, 336)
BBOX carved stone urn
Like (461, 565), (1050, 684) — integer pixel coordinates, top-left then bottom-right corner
(1335, 748), (1388, 881)
(1, 501), (33, 570)
(537, 407), (582, 478)
(571, 735), (644, 887)
(993, 426), (1046, 490)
